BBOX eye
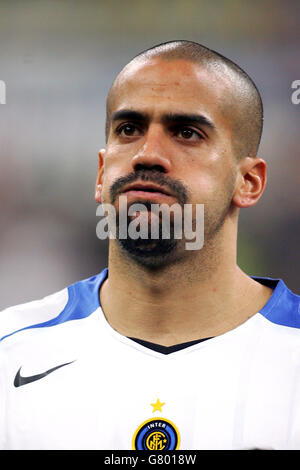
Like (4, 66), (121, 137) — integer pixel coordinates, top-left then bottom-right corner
(116, 123), (142, 137)
(175, 127), (204, 141)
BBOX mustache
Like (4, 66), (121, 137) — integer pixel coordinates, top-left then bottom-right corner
(109, 170), (189, 206)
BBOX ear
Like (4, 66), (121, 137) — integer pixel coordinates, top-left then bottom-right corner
(95, 148), (105, 203)
(232, 157), (267, 208)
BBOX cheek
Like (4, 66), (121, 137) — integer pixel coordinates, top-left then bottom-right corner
(101, 173), (117, 204)
(100, 159), (131, 203)
(189, 180), (216, 205)
(188, 165), (235, 205)
(103, 143), (134, 174)
(102, 152), (126, 182)
(187, 161), (220, 196)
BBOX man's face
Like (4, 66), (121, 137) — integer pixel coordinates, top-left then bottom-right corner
(99, 57), (238, 264)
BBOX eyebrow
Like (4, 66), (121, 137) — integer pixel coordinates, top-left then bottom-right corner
(162, 113), (215, 132)
(111, 109), (215, 132)
(111, 110), (148, 123)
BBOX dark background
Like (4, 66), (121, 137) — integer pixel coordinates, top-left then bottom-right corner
(0, 0), (299, 309)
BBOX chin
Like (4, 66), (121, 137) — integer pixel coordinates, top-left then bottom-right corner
(117, 237), (180, 269)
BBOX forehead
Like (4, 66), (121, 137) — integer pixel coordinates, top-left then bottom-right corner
(109, 58), (233, 123)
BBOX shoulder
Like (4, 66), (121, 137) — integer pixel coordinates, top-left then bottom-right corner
(0, 268), (108, 344)
(0, 288), (69, 343)
(254, 276), (300, 330)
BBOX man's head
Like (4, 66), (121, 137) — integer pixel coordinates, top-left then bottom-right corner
(95, 40), (267, 268)
(106, 40), (263, 161)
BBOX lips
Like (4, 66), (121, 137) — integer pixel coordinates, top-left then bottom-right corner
(121, 182), (173, 198)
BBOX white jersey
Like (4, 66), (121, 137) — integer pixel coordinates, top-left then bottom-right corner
(0, 268), (300, 450)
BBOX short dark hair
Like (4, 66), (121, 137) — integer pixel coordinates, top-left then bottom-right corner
(106, 40), (263, 159)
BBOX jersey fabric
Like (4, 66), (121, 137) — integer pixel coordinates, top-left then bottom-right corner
(0, 268), (300, 450)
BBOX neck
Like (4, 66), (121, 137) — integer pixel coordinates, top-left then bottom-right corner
(99, 228), (272, 346)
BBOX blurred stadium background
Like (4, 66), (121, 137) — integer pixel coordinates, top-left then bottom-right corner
(0, 0), (299, 309)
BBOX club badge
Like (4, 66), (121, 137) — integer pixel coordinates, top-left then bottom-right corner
(132, 400), (180, 450)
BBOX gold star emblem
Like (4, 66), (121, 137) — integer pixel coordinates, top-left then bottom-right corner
(151, 398), (165, 413)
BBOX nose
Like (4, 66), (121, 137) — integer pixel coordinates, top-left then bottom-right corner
(131, 125), (172, 173)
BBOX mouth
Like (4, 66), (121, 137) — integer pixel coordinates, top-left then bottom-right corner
(120, 182), (174, 200)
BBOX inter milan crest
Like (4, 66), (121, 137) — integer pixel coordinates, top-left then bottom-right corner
(132, 400), (180, 450)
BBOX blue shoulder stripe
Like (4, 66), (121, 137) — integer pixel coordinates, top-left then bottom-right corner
(0, 268), (108, 343)
(1, 271), (299, 343)
(253, 276), (300, 329)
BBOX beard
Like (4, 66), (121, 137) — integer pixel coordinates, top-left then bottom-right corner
(116, 199), (182, 268)
(107, 169), (236, 269)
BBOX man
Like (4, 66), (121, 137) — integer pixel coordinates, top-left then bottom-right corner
(0, 40), (299, 450)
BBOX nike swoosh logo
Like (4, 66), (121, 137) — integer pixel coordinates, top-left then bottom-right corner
(14, 361), (75, 387)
